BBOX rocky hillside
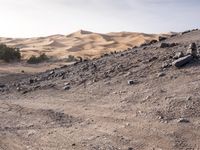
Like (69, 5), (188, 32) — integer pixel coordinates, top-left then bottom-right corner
(0, 29), (200, 150)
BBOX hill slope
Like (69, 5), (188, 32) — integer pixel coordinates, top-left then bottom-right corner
(0, 29), (200, 150)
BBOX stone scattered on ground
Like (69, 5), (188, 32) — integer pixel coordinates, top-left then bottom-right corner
(1, 29), (200, 150)
(160, 42), (176, 48)
(0, 84), (6, 88)
(157, 72), (166, 77)
(186, 43), (197, 57)
(158, 36), (167, 41)
(63, 85), (70, 90)
(173, 52), (184, 59)
(127, 80), (135, 85)
(177, 118), (190, 123)
(172, 55), (193, 68)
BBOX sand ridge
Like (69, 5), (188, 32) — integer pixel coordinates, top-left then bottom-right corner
(0, 30), (166, 60)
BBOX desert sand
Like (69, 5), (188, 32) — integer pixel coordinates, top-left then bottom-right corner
(0, 30), (165, 60)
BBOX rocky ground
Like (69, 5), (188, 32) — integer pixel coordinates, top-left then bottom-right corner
(0, 29), (200, 150)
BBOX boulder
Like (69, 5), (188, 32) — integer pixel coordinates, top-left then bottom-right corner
(160, 43), (169, 48)
(189, 43), (197, 50)
(186, 43), (197, 57)
(172, 55), (193, 68)
(158, 36), (167, 41)
(160, 43), (176, 48)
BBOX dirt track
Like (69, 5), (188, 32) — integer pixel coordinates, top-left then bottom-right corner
(1, 30), (200, 150)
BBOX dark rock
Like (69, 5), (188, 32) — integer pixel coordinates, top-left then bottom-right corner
(149, 39), (157, 44)
(172, 55), (193, 68)
(160, 43), (176, 48)
(60, 65), (68, 68)
(33, 85), (41, 90)
(29, 79), (34, 84)
(63, 86), (70, 90)
(148, 56), (158, 62)
(158, 36), (167, 41)
(157, 72), (166, 77)
(192, 28), (198, 31)
(22, 90), (29, 94)
(177, 118), (190, 123)
(181, 30), (191, 35)
(128, 147), (134, 150)
(173, 52), (184, 59)
(186, 43), (197, 57)
(160, 43), (170, 48)
(187, 96), (192, 101)
(47, 84), (56, 88)
(170, 34), (177, 37)
(170, 43), (177, 47)
(128, 80), (135, 85)
(189, 43), (197, 50)
(0, 84), (6, 88)
(140, 43), (147, 47)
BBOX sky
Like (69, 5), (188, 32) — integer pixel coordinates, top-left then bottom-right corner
(0, 0), (200, 37)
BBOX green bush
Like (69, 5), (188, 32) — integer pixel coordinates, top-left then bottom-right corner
(65, 55), (78, 62)
(0, 44), (21, 62)
(27, 53), (49, 64)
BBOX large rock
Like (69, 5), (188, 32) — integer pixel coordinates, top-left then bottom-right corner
(158, 36), (167, 41)
(160, 43), (176, 48)
(186, 43), (197, 57)
(160, 43), (169, 48)
(172, 55), (193, 68)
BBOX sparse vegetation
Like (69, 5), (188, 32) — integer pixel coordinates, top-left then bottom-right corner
(27, 53), (49, 64)
(65, 55), (78, 62)
(0, 44), (21, 62)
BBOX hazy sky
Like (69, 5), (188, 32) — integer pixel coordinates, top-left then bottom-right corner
(0, 0), (199, 37)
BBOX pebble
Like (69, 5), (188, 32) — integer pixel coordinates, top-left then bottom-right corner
(157, 72), (166, 77)
(63, 86), (70, 90)
(177, 118), (190, 123)
(128, 80), (135, 85)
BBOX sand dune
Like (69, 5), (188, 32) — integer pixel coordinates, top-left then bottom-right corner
(0, 30), (166, 60)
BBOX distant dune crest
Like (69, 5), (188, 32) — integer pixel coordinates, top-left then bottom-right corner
(0, 30), (163, 60)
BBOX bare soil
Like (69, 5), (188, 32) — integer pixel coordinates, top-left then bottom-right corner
(0, 30), (200, 150)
